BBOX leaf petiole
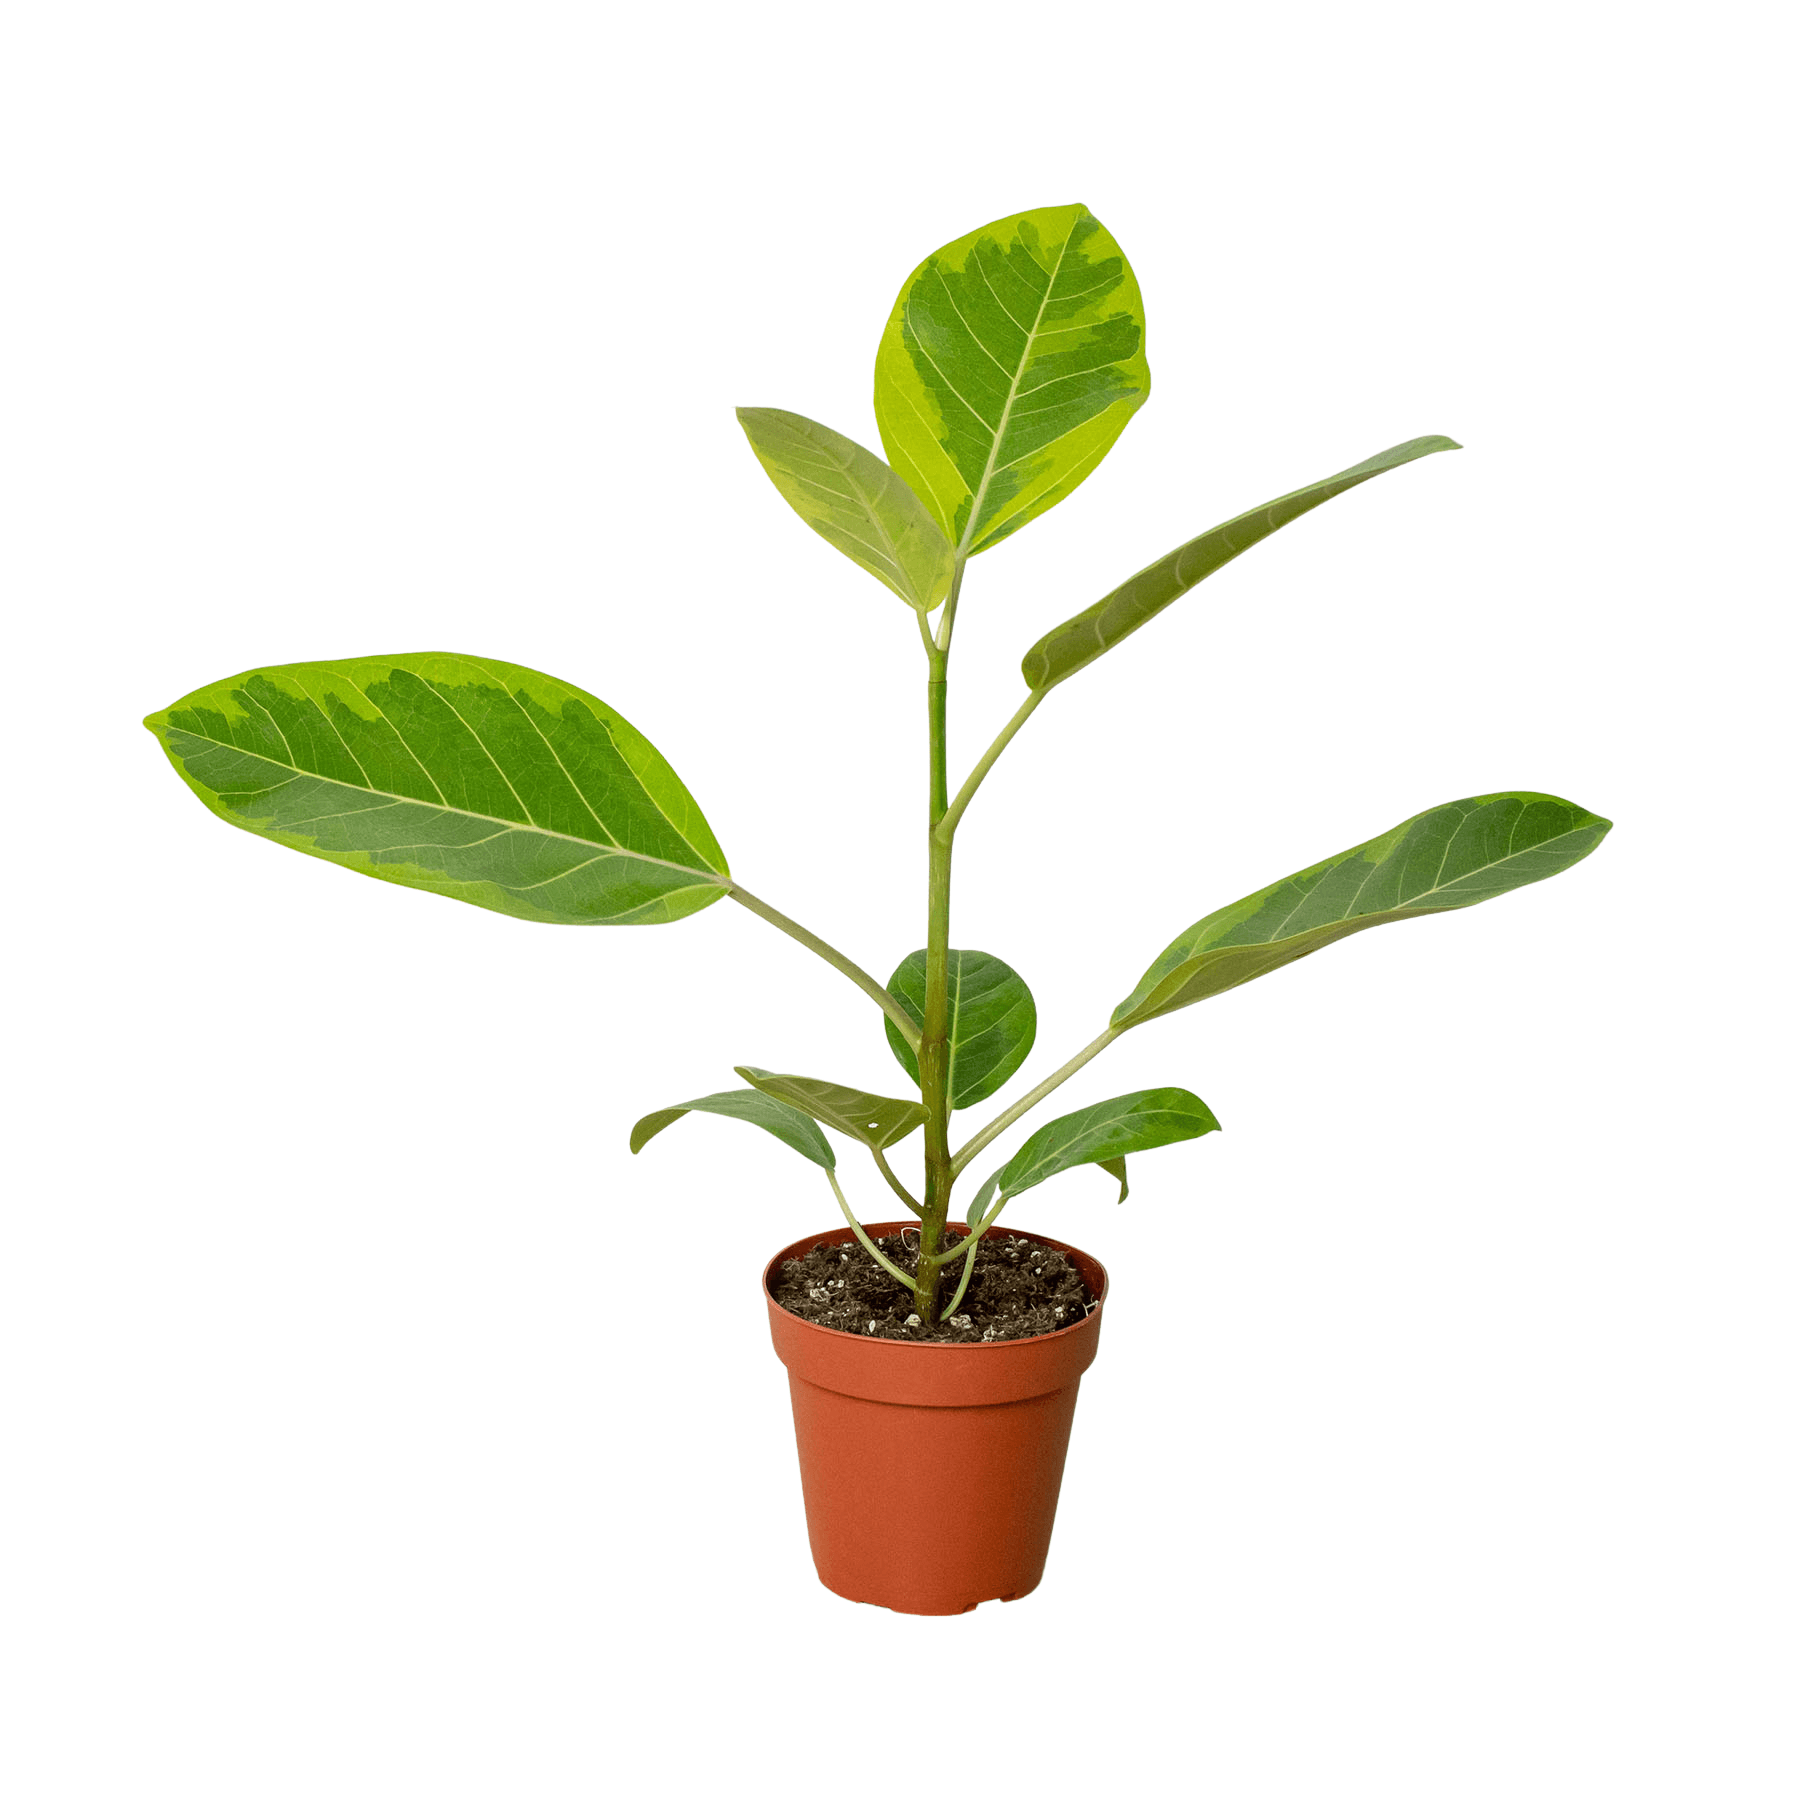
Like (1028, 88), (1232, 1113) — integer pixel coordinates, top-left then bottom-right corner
(828, 1170), (917, 1292)
(951, 1026), (1120, 1178)
(936, 687), (1044, 844)
(933, 559), (966, 656)
(870, 1145), (924, 1217)
(940, 1200), (1008, 1317)
(727, 884), (922, 1050)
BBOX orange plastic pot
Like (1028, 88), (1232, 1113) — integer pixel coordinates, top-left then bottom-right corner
(763, 1220), (1108, 1616)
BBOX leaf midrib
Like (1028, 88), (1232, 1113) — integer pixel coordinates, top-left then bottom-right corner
(1236, 810), (1596, 954)
(953, 229), (1075, 556)
(774, 427), (915, 587)
(165, 728), (729, 886)
(1137, 818), (1598, 1015)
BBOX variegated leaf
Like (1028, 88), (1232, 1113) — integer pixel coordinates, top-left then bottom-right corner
(1021, 435), (1460, 690)
(145, 654), (728, 925)
(1114, 792), (1611, 1029)
(736, 407), (954, 611)
(874, 203), (1150, 557)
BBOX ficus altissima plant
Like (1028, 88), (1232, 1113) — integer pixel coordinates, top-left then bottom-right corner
(145, 203), (1611, 1325)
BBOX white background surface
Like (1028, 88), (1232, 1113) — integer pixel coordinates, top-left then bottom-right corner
(3, 3), (1794, 1795)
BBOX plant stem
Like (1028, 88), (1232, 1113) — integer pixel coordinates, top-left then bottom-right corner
(914, 561), (965, 1322)
(726, 884), (920, 1050)
(951, 1026), (1120, 1178)
(936, 687), (1044, 843)
(827, 1170), (916, 1292)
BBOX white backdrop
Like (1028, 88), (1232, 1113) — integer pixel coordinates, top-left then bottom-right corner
(4, 3), (1793, 1795)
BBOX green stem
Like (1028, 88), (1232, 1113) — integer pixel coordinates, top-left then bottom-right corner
(870, 1145), (923, 1217)
(914, 561), (964, 1322)
(828, 1169), (916, 1293)
(936, 688), (1044, 844)
(951, 1026), (1120, 1178)
(727, 884), (920, 1050)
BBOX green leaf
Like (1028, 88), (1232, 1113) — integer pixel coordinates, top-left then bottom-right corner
(1097, 1156), (1130, 1203)
(1021, 435), (1461, 690)
(734, 1066), (928, 1152)
(630, 1089), (835, 1169)
(736, 407), (955, 612)
(883, 948), (1038, 1108)
(874, 203), (1150, 558)
(1113, 792), (1613, 1030)
(145, 654), (730, 926)
(994, 1089), (1220, 1202)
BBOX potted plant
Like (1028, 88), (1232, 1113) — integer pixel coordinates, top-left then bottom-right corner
(143, 202), (1611, 1616)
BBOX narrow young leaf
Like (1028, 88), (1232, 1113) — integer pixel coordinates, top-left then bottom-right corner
(966, 1170), (1003, 1230)
(874, 203), (1150, 558)
(734, 1066), (928, 1152)
(1113, 792), (1612, 1030)
(630, 1090), (835, 1169)
(736, 408), (954, 612)
(1021, 436), (1460, 690)
(884, 948), (1038, 1108)
(993, 1089), (1220, 1202)
(144, 654), (729, 925)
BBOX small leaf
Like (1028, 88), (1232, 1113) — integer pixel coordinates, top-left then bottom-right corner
(736, 407), (954, 612)
(966, 1170), (1003, 1230)
(630, 1089), (835, 1169)
(874, 203), (1150, 558)
(1021, 436), (1461, 690)
(144, 654), (728, 925)
(883, 948), (1038, 1108)
(994, 1089), (1220, 1202)
(1113, 792), (1612, 1030)
(1098, 1156), (1129, 1203)
(735, 1066), (928, 1152)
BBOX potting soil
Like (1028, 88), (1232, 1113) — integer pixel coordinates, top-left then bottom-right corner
(772, 1232), (1092, 1342)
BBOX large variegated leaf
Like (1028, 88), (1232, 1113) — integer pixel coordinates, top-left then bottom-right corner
(736, 407), (954, 612)
(883, 948), (1037, 1108)
(991, 1089), (1220, 1203)
(734, 1066), (928, 1151)
(630, 1089), (834, 1169)
(1114, 793), (1612, 1029)
(874, 203), (1150, 558)
(145, 654), (729, 925)
(1022, 435), (1460, 690)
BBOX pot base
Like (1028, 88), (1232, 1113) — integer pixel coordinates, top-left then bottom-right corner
(814, 1571), (1042, 1615)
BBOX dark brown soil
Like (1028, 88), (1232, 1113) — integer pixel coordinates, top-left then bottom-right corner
(772, 1232), (1093, 1342)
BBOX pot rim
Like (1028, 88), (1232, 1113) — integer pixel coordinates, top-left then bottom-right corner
(762, 1218), (1109, 1353)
